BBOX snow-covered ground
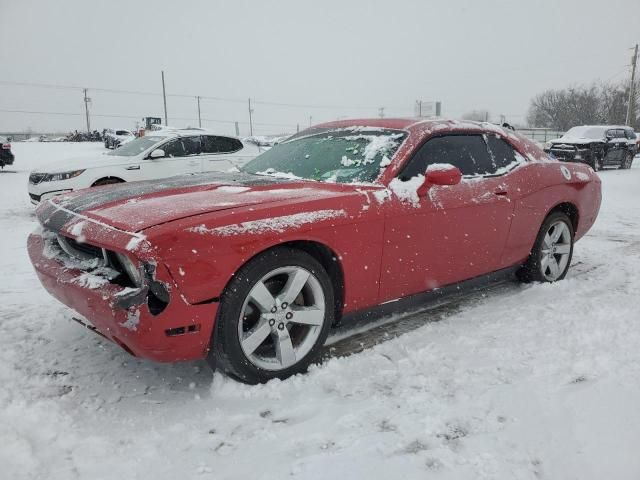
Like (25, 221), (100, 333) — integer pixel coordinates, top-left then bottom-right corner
(1, 143), (640, 480)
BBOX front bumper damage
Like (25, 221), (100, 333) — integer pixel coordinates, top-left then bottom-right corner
(28, 229), (218, 362)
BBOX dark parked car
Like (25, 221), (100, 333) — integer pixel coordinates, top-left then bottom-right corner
(0, 136), (14, 169)
(544, 125), (636, 171)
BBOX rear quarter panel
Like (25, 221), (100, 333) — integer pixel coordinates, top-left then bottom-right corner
(499, 161), (601, 267)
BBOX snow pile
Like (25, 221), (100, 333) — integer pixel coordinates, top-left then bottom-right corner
(189, 209), (347, 236)
(216, 186), (250, 194)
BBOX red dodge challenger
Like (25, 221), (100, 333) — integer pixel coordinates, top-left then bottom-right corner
(28, 119), (602, 383)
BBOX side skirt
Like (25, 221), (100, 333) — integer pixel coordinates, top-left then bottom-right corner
(339, 265), (521, 327)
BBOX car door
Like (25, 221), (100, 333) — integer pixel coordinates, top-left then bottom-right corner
(140, 136), (202, 180)
(603, 129), (625, 165)
(378, 134), (517, 302)
(200, 135), (245, 172)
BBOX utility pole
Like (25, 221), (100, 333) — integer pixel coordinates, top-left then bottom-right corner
(626, 44), (638, 126)
(248, 98), (254, 136)
(417, 100), (422, 117)
(196, 96), (202, 128)
(234, 122), (240, 136)
(309, 116), (313, 127)
(83, 88), (91, 133)
(161, 71), (168, 126)
(378, 107), (385, 118)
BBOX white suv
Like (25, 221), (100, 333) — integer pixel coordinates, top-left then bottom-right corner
(104, 128), (135, 149)
(28, 129), (262, 204)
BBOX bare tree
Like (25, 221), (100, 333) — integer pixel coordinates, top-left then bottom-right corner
(527, 81), (640, 130)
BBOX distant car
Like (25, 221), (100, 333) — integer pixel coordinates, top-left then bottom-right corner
(28, 129), (261, 204)
(0, 136), (14, 169)
(28, 118), (602, 384)
(104, 129), (135, 149)
(544, 125), (636, 171)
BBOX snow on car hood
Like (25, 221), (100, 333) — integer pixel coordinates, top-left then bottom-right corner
(550, 136), (596, 146)
(31, 152), (131, 173)
(36, 172), (352, 233)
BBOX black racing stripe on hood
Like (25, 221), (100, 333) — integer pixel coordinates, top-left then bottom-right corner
(38, 172), (289, 233)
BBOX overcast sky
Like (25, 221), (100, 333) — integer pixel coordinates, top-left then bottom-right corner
(1, 0), (638, 136)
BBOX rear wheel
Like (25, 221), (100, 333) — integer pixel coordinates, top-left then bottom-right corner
(518, 211), (574, 283)
(208, 247), (334, 384)
(92, 177), (124, 187)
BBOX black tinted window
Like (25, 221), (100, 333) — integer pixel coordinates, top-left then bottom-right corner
(486, 135), (518, 171)
(400, 135), (493, 180)
(161, 139), (186, 157)
(625, 130), (636, 140)
(182, 136), (201, 155)
(202, 135), (243, 154)
(161, 137), (201, 157)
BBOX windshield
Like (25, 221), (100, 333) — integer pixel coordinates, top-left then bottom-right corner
(563, 126), (606, 139)
(108, 136), (166, 157)
(242, 127), (407, 184)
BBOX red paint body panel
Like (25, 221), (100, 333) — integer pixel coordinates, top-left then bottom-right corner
(29, 118), (602, 362)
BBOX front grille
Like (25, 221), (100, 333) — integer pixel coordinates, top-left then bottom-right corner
(29, 173), (46, 184)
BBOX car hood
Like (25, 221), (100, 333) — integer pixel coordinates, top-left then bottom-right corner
(36, 172), (360, 233)
(32, 153), (131, 173)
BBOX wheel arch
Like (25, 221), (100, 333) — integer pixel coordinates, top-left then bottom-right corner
(220, 239), (346, 324)
(547, 201), (579, 232)
(91, 176), (126, 187)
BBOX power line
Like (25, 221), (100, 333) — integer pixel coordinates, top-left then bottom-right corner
(0, 108), (297, 128)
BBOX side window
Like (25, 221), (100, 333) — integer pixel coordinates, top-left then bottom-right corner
(182, 136), (201, 156)
(399, 135), (493, 180)
(486, 135), (518, 172)
(161, 139), (186, 158)
(202, 135), (243, 154)
(625, 129), (636, 140)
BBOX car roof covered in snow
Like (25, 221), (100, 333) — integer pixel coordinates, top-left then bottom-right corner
(147, 128), (244, 141)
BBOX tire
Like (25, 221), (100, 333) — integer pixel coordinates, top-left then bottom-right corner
(518, 211), (574, 283)
(92, 177), (124, 187)
(620, 152), (634, 170)
(208, 247), (334, 384)
(589, 155), (601, 172)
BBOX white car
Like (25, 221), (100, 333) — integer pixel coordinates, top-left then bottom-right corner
(28, 129), (262, 204)
(104, 128), (135, 149)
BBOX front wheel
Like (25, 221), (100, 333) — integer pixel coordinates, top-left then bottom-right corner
(620, 152), (634, 170)
(589, 155), (601, 172)
(209, 247), (334, 384)
(518, 211), (574, 283)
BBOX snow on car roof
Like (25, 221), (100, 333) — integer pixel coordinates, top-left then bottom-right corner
(148, 127), (243, 140)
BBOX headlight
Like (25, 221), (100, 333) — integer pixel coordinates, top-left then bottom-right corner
(544, 141), (553, 150)
(43, 169), (85, 182)
(114, 252), (142, 287)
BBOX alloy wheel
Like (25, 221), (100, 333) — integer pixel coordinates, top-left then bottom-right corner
(540, 221), (572, 281)
(238, 266), (326, 371)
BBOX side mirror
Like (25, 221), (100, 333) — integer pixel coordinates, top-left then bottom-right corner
(149, 149), (165, 159)
(417, 164), (462, 197)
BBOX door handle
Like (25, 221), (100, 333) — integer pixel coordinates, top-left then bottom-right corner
(125, 165), (140, 170)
